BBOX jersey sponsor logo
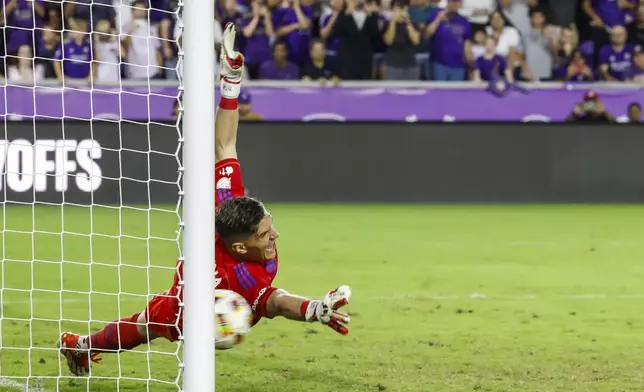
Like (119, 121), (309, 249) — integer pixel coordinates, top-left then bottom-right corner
(252, 287), (268, 312)
(218, 166), (234, 177)
(0, 139), (102, 193)
(216, 177), (232, 190)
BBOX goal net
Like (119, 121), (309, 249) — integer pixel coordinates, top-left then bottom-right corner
(0, 0), (213, 390)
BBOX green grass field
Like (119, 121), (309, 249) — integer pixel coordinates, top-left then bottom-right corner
(1, 204), (644, 392)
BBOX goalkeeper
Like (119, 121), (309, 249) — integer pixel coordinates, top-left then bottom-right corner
(58, 23), (352, 376)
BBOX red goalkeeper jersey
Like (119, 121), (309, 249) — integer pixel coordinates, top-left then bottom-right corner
(167, 158), (279, 332)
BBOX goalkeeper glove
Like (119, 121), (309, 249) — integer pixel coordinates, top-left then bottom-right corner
(302, 285), (352, 335)
(220, 23), (244, 100)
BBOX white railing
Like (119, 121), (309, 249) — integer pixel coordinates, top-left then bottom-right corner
(1, 79), (643, 89)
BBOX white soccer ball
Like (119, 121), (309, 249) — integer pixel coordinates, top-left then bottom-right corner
(215, 289), (252, 350)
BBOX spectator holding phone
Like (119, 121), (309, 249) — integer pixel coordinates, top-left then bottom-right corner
(241, 0), (275, 79)
(425, 0), (472, 81)
(383, 1), (421, 80)
(566, 91), (615, 123)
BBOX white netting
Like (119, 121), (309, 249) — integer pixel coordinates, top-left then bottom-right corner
(1, 0), (184, 391)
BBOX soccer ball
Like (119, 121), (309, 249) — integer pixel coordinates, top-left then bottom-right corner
(215, 289), (252, 350)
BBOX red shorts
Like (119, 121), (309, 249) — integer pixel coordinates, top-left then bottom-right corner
(144, 288), (182, 342)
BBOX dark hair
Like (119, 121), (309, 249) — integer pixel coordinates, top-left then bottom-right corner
(216, 197), (266, 241)
(272, 40), (288, 53)
(629, 102), (642, 110)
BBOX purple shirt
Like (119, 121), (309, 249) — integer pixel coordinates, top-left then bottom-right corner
(4, 0), (44, 53)
(599, 43), (635, 80)
(240, 16), (272, 66)
(67, 0), (114, 25)
(624, 64), (644, 80)
(426, 9), (471, 68)
(271, 5), (313, 64)
(320, 13), (340, 55)
(475, 55), (506, 81)
(591, 0), (623, 27)
(258, 60), (300, 80)
(55, 38), (92, 78)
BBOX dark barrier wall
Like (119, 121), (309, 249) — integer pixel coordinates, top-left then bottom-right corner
(2, 121), (644, 204)
(236, 122), (644, 203)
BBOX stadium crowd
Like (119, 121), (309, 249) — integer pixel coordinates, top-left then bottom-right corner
(0, 0), (644, 83)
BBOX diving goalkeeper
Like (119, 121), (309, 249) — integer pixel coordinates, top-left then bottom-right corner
(58, 23), (352, 376)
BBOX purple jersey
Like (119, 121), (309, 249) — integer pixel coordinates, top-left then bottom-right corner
(4, 0), (44, 53)
(55, 38), (92, 78)
(599, 43), (635, 80)
(320, 13), (340, 55)
(475, 54), (506, 81)
(258, 60), (300, 80)
(591, 0), (624, 27)
(240, 16), (272, 66)
(426, 9), (471, 68)
(271, 5), (313, 64)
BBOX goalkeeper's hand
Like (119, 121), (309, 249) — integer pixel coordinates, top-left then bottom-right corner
(220, 23), (244, 84)
(303, 285), (352, 335)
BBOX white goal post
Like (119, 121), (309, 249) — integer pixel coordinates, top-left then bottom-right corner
(0, 0), (215, 390)
(182, 0), (216, 391)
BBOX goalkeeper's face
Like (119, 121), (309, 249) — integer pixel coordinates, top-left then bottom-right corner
(241, 214), (279, 261)
(217, 197), (279, 261)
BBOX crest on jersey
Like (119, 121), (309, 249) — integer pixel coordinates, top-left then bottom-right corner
(216, 177), (232, 190)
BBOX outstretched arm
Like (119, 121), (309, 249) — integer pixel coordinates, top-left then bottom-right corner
(216, 24), (244, 164)
(264, 286), (352, 335)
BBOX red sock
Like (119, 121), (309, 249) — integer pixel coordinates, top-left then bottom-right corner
(89, 313), (147, 352)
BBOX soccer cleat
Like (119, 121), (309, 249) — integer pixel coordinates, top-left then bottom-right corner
(58, 332), (102, 376)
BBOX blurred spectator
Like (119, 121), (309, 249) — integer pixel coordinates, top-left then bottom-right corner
(64, 0), (115, 29)
(273, 0), (313, 66)
(628, 5), (644, 50)
(121, 0), (163, 80)
(566, 91), (615, 123)
(383, 1), (421, 80)
(470, 29), (486, 59)
(218, 0), (246, 51)
(486, 10), (529, 80)
(426, 0), (472, 81)
(7, 44), (45, 84)
(319, 0), (344, 73)
(566, 50), (594, 81)
(332, 0), (381, 80)
(543, 0), (578, 27)
(599, 25), (634, 81)
(552, 25), (579, 79)
(627, 102), (642, 122)
(498, 0), (533, 36)
(458, 0), (495, 33)
(301, 39), (340, 84)
(54, 19), (93, 82)
(472, 36), (513, 81)
(1, 0), (46, 55)
(371, 1), (389, 79)
(239, 91), (264, 121)
(36, 24), (62, 79)
(47, 8), (63, 32)
(625, 50), (644, 81)
(408, 0), (435, 79)
(94, 19), (121, 83)
(523, 8), (557, 80)
(259, 41), (299, 79)
(241, 0), (275, 79)
(583, 0), (635, 65)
